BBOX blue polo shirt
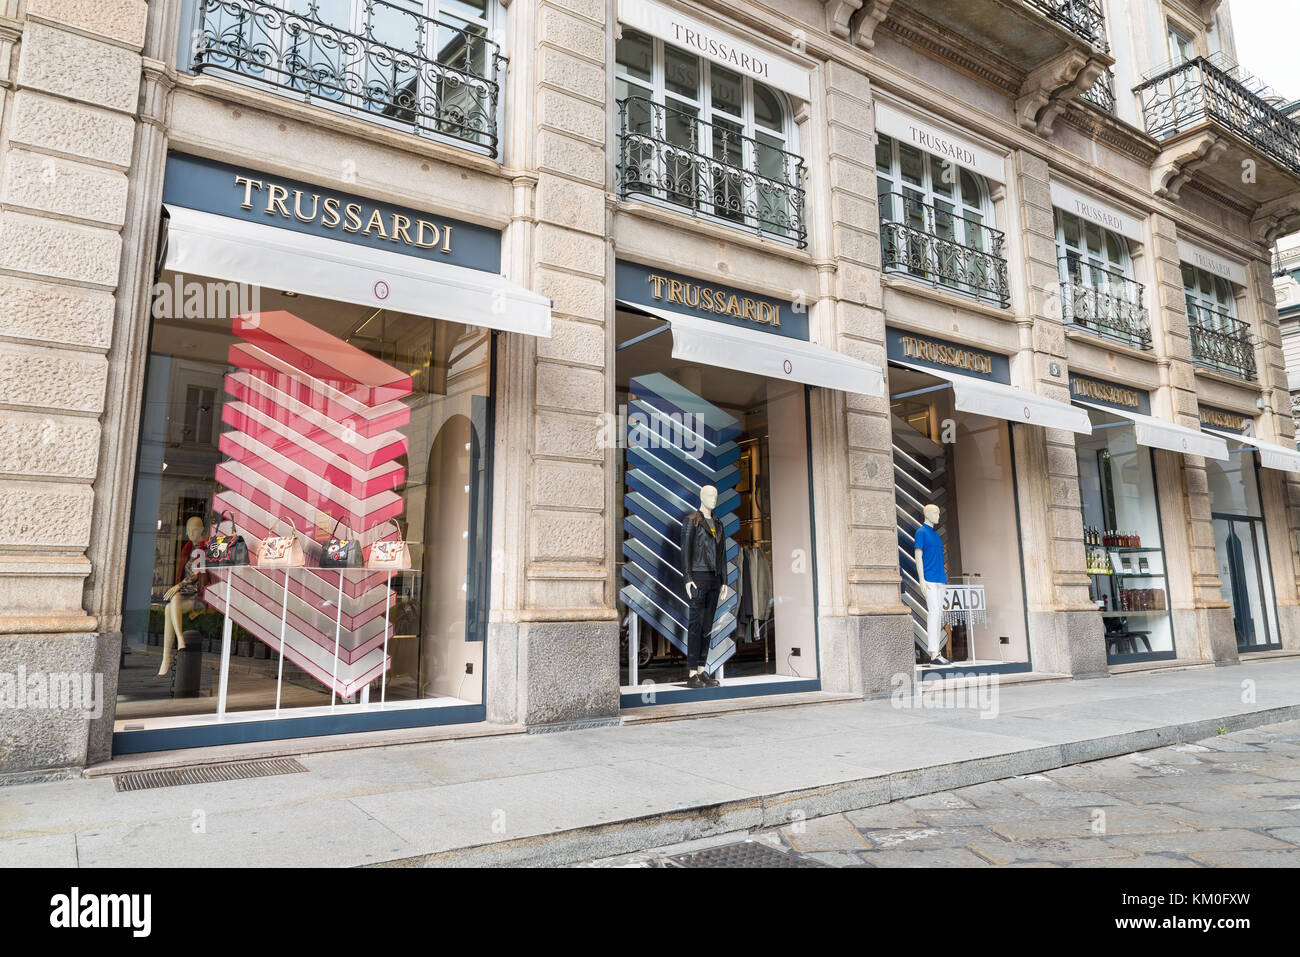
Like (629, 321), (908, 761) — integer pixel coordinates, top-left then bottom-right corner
(914, 523), (947, 585)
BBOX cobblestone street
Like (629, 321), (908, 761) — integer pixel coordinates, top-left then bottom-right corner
(586, 720), (1300, 868)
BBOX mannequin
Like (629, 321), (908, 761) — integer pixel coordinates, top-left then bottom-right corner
(157, 516), (206, 678)
(915, 503), (949, 666)
(680, 485), (726, 689)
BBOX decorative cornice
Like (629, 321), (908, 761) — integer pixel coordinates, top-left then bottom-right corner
(1183, 179), (1257, 218)
(1059, 105), (1159, 164)
(882, 7), (1023, 95)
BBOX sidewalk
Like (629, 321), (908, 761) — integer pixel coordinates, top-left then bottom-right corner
(3, 658), (1300, 867)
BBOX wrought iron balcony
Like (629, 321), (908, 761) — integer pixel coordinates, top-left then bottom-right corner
(1187, 304), (1257, 380)
(1080, 68), (1116, 114)
(1060, 260), (1150, 349)
(879, 192), (1010, 308)
(1135, 55), (1300, 184)
(1023, 0), (1109, 51)
(191, 0), (505, 157)
(616, 96), (807, 247)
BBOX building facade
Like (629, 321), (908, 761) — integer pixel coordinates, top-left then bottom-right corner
(3, 0), (1300, 775)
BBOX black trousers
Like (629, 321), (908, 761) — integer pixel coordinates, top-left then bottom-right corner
(685, 574), (721, 671)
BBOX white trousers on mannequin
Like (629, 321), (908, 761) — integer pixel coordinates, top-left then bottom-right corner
(925, 581), (945, 658)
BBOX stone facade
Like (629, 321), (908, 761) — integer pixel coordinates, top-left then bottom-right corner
(2, 0), (1298, 776)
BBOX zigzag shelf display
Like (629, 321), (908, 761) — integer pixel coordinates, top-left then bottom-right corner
(203, 310), (412, 699)
(619, 373), (742, 675)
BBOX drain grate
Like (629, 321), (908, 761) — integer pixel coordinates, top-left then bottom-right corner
(113, 757), (308, 792)
(663, 840), (828, 868)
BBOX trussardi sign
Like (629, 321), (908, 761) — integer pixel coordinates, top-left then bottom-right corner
(874, 99), (1006, 184)
(1050, 180), (1144, 242)
(162, 153), (501, 272)
(615, 260), (808, 340)
(1178, 237), (1248, 286)
(1069, 373), (1152, 415)
(1199, 405), (1251, 433)
(618, 0), (811, 99)
(885, 328), (1011, 382)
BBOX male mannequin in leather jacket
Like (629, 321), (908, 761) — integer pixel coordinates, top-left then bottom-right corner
(681, 485), (726, 688)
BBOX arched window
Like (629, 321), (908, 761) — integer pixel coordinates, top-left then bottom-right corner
(1055, 209), (1150, 349)
(615, 29), (805, 245)
(874, 133), (1007, 306)
(1182, 262), (1254, 378)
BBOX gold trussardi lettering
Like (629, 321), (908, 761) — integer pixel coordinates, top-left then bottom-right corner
(647, 273), (781, 327)
(232, 174), (454, 255)
(1072, 377), (1141, 408)
(899, 335), (993, 375)
(1201, 407), (1249, 431)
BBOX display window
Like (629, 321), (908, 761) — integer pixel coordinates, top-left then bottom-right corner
(1074, 414), (1175, 662)
(614, 305), (818, 701)
(118, 276), (494, 741)
(888, 365), (1030, 671)
(1206, 453), (1281, 650)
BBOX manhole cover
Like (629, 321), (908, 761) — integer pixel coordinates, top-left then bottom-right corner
(663, 840), (828, 868)
(114, 757), (308, 792)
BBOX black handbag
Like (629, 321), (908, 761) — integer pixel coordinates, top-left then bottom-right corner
(205, 510), (249, 567)
(320, 518), (363, 569)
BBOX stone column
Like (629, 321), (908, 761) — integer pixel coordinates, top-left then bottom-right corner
(1148, 212), (1236, 662)
(1011, 150), (1106, 677)
(817, 62), (913, 696)
(0, 0), (149, 774)
(487, 0), (618, 726)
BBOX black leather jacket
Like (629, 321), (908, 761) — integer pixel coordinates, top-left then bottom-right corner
(680, 510), (726, 584)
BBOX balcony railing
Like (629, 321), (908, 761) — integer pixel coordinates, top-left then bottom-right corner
(616, 96), (807, 247)
(879, 192), (1010, 307)
(191, 0), (505, 157)
(1188, 304), (1257, 379)
(1060, 260), (1150, 349)
(1080, 68), (1116, 114)
(1134, 56), (1300, 177)
(1024, 0), (1109, 51)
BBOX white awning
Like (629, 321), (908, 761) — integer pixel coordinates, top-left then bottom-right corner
(1075, 400), (1229, 460)
(893, 361), (1091, 434)
(1204, 428), (1300, 472)
(617, 300), (885, 397)
(162, 204), (551, 337)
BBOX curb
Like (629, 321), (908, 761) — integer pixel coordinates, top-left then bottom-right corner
(372, 703), (1300, 868)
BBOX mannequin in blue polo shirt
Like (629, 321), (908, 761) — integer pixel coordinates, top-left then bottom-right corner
(914, 503), (949, 666)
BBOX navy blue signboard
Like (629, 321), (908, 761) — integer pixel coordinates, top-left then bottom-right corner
(885, 327), (1011, 384)
(162, 153), (501, 273)
(1199, 405), (1252, 434)
(615, 260), (809, 341)
(1069, 373), (1152, 415)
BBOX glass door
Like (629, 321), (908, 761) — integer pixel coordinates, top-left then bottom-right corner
(1214, 516), (1281, 650)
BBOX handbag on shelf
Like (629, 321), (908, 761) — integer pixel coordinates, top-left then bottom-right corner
(205, 510), (249, 567)
(257, 516), (305, 568)
(365, 519), (411, 571)
(320, 518), (364, 569)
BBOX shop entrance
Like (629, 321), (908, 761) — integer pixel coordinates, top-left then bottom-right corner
(1214, 515), (1280, 650)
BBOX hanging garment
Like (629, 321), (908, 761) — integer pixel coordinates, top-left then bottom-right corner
(750, 547), (773, 622)
(737, 546), (754, 632)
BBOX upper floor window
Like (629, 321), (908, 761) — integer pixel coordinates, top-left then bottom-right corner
(1055, 209), (1151, 349)
(190, 0), (505, 157)
(875, 133), (1008, 307)
(1182, 263), (1255, 379)
(614, 28), (806, 246)
(1168, 23), (1196, 66)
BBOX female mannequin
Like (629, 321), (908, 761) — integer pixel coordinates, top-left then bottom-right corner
(157, 516), (206, 678)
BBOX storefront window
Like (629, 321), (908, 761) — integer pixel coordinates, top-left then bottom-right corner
(118, 275), (493, 733)
(1207, 454), (1281, 649)
(1075, 417), (1174, 660)
(614, 306), (817, 695)
(889, 366), (1029, 668)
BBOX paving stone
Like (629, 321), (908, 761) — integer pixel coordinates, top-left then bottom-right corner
(1110, 829), (1295, 856)
(1264, 827), (1300, 846)
(903, 790), (974, 810)
(844, 802), (927, 831)
(1182, 849), (1300, 867)
(867, 825), (1001, 850)
(781, 813), (870, 852)
(970, 838), (1133, 864)
(944, 780), (1024, 808)
(856, 846), (991, 867)
(803, 850), (869, 867)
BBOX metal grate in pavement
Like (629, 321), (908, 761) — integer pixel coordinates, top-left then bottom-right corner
(663, 840), (828, 868)
(113, 757), (308, 792)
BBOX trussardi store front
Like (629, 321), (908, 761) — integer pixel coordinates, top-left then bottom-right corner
(1198, 405), (1300, 652)
(1067, 374), (1229, 664)
(114, 154), (551, 754)
(886, 329), (1091, 675)
(612, 261), (885, 704)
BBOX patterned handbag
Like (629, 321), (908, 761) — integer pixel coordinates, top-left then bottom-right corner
(257, 516), (304, 568)
(365, 520), (411, 571)
(320, 518), (363, 569)
(205, 510), (249, 567)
